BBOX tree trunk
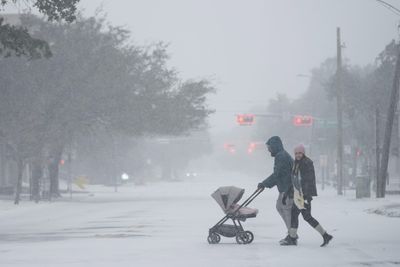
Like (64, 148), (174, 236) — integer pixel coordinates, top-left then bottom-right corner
(48, 145), (64, 198)
(14, 158), (24, 205)
(352, 146), (358, 184)
(378, 46), (400, 198)
(161, 162), (172, 180)
(31, 160), (42, 203)
(0, 143), (5, 187)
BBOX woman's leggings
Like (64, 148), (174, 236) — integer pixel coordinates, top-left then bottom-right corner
(291, 200), (320, 229)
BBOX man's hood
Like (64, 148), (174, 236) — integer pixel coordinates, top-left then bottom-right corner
(266, 136), (284, 157)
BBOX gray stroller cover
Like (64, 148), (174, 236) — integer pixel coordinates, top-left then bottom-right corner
(211, 186), (258, 217)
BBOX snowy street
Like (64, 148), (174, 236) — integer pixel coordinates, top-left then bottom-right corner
(0, 174), (399, 267)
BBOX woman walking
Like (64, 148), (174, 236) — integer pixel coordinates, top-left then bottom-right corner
(281, 144), (333, 247)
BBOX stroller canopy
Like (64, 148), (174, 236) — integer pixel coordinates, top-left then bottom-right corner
(212, 186), (245, 213)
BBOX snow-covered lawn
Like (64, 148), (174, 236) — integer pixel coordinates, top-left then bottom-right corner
(0, 173), (399, 267)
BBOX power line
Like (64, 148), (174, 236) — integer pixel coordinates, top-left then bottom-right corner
(376, 0), (400, 16)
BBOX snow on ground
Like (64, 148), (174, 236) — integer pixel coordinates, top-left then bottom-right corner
(0, 172), (400, 267)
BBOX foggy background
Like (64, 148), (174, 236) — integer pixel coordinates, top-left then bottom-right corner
(77, 0), (399, 134)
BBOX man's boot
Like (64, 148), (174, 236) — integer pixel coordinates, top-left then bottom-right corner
(280, 235), (297, 246)
(279, 235), (289, 245)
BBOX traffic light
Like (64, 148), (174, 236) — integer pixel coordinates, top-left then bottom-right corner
(248, 143), (255, 154)
(236, 114), (255, 126)
(293, 115), (313, 126)
(249, 142), (257, 149)
(247, 142), (262, 154)
(224, 143), (236, 154)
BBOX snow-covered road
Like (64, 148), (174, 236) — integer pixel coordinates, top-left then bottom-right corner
(0, 173), (399, 267)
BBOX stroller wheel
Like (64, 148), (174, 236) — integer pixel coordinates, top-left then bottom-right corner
(245, 231), (254, 244)
(235, 231), (249, 244)
(207, 233), (221, 244)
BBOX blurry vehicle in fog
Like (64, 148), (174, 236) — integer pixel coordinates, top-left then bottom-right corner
(185, 172), (199, 178)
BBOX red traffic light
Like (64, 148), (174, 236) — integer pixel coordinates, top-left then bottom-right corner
(293, 115), (313, 127)
(236, 114), (255, 126)
(247, 142), (262, 154)
(224, 143), (236, 154)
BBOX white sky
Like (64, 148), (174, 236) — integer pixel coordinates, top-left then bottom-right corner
(5, 0), (400, 134)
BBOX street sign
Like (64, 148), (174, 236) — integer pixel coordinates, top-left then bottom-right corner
(314, 119), (337, 129)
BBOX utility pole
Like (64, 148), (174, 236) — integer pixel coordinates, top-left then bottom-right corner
(378, 45), (400, 198)
(396, 113), (400, 177)
(336, 27), (344, 195)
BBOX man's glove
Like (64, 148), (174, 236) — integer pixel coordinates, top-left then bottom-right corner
(282, 192), (288, 205)
(258, 183), (265, 189)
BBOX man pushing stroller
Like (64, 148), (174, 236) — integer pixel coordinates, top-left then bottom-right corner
(258, 137), (333, 247)
(257, 136), (294, 245)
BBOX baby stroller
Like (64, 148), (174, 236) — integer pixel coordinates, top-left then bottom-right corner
(208, 186), (263, 244)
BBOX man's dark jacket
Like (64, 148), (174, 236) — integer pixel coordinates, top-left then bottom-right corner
(293, 156), (318, 199)
(261, 136), (293, 193)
